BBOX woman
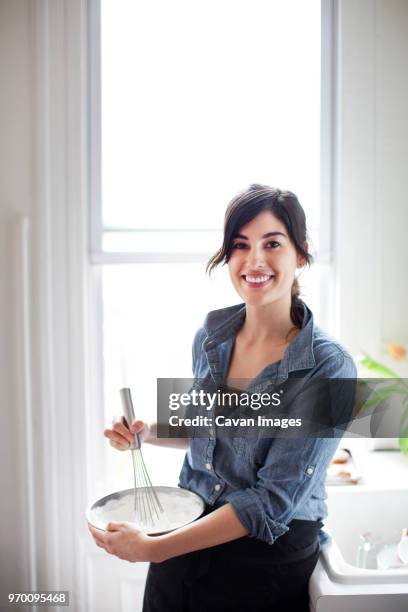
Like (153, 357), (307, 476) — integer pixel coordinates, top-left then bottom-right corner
(89, 184), (357, 611)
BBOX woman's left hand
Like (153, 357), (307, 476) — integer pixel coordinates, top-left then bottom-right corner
(88, 522), (157, 562)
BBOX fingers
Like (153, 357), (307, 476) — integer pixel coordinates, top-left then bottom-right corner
(103, 416), (147, 450)
(103, 415), (134, 450)
(129, 419), (145, 434)
(112, 415), (134, 441)
(106, 521), (123, 532)
(88, 524), (111, 551)
(110, 438), (131, 451)
(103, 430), (130, 451)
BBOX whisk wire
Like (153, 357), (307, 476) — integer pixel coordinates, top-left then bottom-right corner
(138, 450), (164, 512)
(131, 442), (163, 527)
(120, 387), (164, 529)
(132, 451), (148, 526)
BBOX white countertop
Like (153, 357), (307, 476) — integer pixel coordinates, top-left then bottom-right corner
(329, 438), (408, 491)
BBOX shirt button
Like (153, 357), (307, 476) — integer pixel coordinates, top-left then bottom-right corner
(205, 463), (212, 470)
(306, 466), (314, 475)
(214, 484), (221, 491)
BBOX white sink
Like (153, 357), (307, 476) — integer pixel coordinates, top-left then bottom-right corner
(309, 486), (408, 612)
(322, 487), (408, 584)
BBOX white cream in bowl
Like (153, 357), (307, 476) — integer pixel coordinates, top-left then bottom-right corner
(87, 486), (204, 535)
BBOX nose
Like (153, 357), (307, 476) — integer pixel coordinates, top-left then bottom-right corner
(245, 245), (266, 269)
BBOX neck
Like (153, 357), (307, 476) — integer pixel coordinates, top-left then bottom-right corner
(242, 297), (300, 344)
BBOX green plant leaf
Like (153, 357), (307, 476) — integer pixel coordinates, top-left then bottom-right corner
(359, 385), (404, 410)
(400, 423), (408, 438)
(397, 415), (408, 450)
(358, 352), (400, 378)
(398, 437), (408, 455)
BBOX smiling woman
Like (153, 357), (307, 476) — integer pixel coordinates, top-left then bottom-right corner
(208, 185), (315, 384)
(208, 185), (313, 315)
(93, 184), (357, 612)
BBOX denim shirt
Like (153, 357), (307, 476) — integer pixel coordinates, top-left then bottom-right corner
(178, 302), (357, 546)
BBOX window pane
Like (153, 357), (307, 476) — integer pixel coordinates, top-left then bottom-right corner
(99, 0), (322, 487)
(103, 229), (222, 253)
(101, 0), (321, 232)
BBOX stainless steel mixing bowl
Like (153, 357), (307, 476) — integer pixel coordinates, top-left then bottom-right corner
(86, 485), (205, 536)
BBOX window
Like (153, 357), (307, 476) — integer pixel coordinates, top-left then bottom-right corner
(90, 0), (326, 489)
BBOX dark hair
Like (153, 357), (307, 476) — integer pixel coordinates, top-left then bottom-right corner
(206, 184), (313, 328)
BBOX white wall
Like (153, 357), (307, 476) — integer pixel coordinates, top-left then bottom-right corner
(0, 0), (407, 610)
(376, 0), (408, 344)
(335, 0), (408, 361)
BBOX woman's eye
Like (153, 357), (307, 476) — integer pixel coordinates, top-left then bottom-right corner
(231, 240), (281, 250)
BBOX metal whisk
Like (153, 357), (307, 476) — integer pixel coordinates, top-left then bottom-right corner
(119, 387), (164, 529)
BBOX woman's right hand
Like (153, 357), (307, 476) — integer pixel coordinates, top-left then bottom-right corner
(104, 416), (151, 451)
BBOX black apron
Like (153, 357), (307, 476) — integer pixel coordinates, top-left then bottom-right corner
(143, 508), (321, 612)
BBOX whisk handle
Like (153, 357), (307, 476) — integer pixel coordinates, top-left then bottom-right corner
(119, 387), (141, 450)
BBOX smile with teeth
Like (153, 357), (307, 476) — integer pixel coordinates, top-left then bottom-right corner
(242, 274), (274, 285)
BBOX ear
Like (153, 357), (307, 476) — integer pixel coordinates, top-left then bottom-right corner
(296, 242), (309, 268)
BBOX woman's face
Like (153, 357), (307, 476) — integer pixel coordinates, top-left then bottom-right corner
(227, 210), (306, 308)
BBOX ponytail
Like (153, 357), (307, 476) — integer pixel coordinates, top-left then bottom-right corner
(290, 278), (305, 328)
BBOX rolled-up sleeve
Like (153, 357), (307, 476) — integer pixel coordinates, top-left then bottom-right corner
(226, 352), (357, 544)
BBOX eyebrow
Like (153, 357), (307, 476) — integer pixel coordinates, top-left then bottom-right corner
(233, 231), (287, 240)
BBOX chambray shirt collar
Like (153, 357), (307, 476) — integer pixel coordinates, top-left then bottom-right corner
(202, 302), (316, 382)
